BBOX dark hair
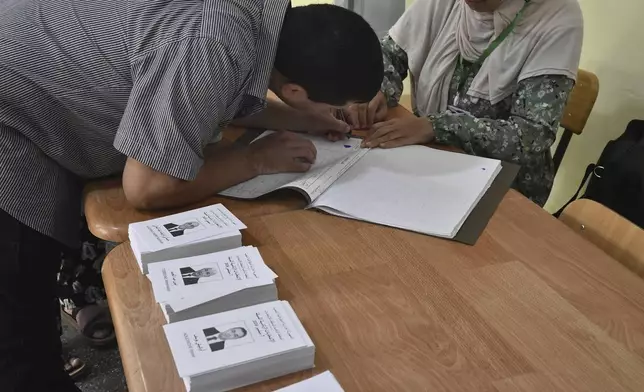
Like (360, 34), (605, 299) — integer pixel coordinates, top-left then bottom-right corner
(235, 327), (248, 338)
(274, 4), (383, 106)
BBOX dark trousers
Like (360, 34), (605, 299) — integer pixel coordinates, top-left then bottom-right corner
(0, 209), (80, 392)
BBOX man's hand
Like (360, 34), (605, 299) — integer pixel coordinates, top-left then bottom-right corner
(362, 116), (435, 149)
(309, 108), (351, 135)
(232, 99), (350, 136)
(122, 132), (317, 210)
(247, 131), (317, 175)
(309, 108), (350, 142)
(344, 91), (388, 130)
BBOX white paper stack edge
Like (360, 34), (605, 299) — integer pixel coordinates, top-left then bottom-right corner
(164, 301), (315, 392)
(147, 246), (278, 323)
(274, 371), (344, 391)
(128, 204), (246, 274)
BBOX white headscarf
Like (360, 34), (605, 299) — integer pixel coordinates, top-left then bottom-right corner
(389, 0), (584, 116)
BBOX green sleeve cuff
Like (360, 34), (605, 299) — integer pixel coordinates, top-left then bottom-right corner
(430, 113), (452, 144)
(383, 89), (400, 108)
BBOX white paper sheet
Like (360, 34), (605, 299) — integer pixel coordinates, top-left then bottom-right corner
(129, 204), (246, 252)
(311, 146), (502, 238)
(164, 301), (311, 377)
(147, 246), (276, 306)
(220, 132), (367, 201)
(274, 371), (344, 391)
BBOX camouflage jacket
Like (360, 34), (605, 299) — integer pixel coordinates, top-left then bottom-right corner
(380, 35), (574, 207)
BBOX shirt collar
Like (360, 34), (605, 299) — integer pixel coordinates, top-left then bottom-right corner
(246, 0), (291, 101)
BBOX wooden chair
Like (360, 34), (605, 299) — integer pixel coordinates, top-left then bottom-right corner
(553, 69), (600, 172)
(559, 199), (644, 279)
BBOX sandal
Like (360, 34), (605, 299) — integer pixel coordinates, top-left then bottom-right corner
(61, 304), (116, 347)
(64, 355), (89, 380)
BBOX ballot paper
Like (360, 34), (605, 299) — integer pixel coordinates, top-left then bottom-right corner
(147, 247), (279, 322)
(148, 246), (274, 302)
(221, 132), (502, 239)
(274, 371), (344, 391)
(129, 204), (245, 250)
(164, 301), (315, 392)
(129, 204), (246, 273)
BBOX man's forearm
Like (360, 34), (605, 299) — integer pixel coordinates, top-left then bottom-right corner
(123, 144), (258, 210)
(231, 99), (316, 131)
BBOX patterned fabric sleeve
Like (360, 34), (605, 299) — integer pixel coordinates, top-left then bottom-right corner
(380, 35), (409, 108)
(432, 75), (574, 164)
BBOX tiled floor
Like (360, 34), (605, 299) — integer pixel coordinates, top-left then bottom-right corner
(61, 318), (127, 392)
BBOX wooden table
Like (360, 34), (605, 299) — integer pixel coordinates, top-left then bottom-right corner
(84, 178), (306, 243)
(103, 190), (644, 392)
(84, 106), (413, 243)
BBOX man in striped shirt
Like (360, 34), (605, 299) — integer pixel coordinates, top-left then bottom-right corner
(0, 1), (383, 390)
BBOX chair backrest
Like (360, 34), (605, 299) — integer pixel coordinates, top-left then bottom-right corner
(560, 69), (600, 135)
(559, 199), (644, 279)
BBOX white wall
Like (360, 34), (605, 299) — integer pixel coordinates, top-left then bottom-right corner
(293, 0), (404, 38)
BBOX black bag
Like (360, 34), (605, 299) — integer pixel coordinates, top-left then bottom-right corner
(555, 119), (644, 228)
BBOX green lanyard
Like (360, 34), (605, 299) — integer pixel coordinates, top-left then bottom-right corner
(455, 0), (532, 97)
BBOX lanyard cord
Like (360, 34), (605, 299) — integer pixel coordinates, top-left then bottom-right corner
(456, 0), (532, 94)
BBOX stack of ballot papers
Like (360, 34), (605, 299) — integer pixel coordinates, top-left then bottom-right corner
(164, 301), (315, 392)
(128, 204), (246, 273)
(147, 246), (278, 323)
(274, 371), (344, 391)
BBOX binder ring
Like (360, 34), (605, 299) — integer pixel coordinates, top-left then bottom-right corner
(593, 166), (605, 179)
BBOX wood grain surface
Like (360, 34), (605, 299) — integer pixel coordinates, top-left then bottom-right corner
(560, 199), (644, 279)
(560, 69), (599, 135)
(103, 190), (644, 392)
(84, 106), (413, 243)
(84, 178), (306, 243)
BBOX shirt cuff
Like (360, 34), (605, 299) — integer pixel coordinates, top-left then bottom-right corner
(429, 113), (452, 144)
(113, 133), (203, 181)
(380, 80), (401, 108)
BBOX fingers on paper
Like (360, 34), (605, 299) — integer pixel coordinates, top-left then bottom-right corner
(363, 121), (398, 147)
(367, 98), (382, 126)
(325, 131), (345, 142)
(288, 143), (316, 171)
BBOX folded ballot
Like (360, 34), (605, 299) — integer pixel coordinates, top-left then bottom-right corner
(147, 246), (278, 322)
(164, 301), (315, 392)
(128, 204), (246, 273)
(274, 371), (344, 391)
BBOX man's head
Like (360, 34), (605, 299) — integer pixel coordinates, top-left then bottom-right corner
(178, 221), (200, 230)
(219, 327), (248, 340)
(272, 4), (383, 114)
(194, 268), (217, 278)
(463, 0), (504, 13)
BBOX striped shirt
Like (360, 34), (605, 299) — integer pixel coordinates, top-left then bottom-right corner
(0, 0), (289, 247)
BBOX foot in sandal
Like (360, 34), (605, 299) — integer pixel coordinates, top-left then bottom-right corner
(63, 355), (89, 381)
(61, 304), (116, 347)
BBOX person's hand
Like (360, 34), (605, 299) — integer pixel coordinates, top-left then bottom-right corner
(362, 116), (435, 149)
(323, 131), (346, 142)
(344, 91), (388, 130)
(247, 131), (317, 175)
(306, 108), (351, 141)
